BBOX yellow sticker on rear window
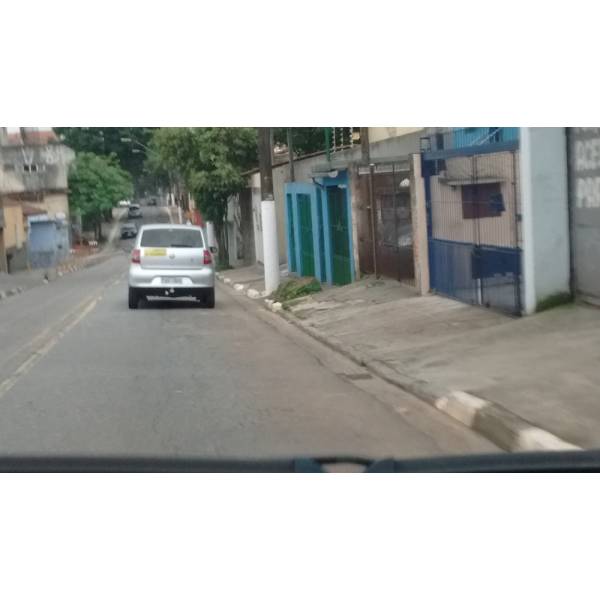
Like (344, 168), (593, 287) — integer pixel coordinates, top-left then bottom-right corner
(144, 248), (167, 256)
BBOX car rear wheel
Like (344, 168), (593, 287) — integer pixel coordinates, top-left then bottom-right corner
(128, 287), (139, 309)
(203, 288), (215, 308)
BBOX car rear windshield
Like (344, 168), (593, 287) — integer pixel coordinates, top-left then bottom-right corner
(140, 228), (204, 248)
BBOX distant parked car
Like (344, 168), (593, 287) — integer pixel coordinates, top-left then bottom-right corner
(120, 222), (138, 239)
(118, 199), (131, 207)
(147, 198), (157, 206)
(128, 204), (142, 219)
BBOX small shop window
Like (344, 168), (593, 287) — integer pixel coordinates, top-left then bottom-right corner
(461, 182), (505, 219)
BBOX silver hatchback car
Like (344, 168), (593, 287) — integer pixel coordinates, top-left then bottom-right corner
(128, 224), (216, 309)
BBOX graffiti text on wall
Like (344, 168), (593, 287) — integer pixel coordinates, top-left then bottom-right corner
(573, 128), (600, 209)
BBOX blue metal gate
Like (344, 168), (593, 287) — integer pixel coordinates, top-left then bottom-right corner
(422, 131), (522, 315)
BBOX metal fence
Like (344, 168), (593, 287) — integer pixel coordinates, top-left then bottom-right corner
(423, 147), (522, 315)
(356, 161), (414, 284)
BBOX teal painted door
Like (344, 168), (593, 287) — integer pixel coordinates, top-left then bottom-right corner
(328, 186), (352, 285)
(286, 193), (296, 273)
(298, 193), (315, 277)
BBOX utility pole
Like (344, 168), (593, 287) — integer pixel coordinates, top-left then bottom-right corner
(258, 127), (280, 294)
(360, 127), (378, 278)
(360, 127), (370, 163)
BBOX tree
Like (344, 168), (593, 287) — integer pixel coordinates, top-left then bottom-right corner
(68, 152), (133, 240)
(273, 127), (326, 156)
(150, 127), (258, 265)
(55, 127), (156, 190)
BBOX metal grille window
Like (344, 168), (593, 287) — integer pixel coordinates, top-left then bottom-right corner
(461, 183), (504, 219)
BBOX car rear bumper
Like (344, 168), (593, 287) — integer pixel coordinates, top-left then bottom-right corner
(128, 265), (215, 289)
(133, 287), (211, 298)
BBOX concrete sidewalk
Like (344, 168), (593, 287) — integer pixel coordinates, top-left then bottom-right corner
(219, 265), (600, 452)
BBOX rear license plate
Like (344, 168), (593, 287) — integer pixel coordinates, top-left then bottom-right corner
(162, 277), (183, 284)
(145, 248), (167, 256)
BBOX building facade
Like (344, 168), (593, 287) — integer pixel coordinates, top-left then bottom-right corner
(0, 127), (75, 272)
(566, 128), (600, 306)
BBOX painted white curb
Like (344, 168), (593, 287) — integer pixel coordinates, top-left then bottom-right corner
(435, 391), (490, 428)
(516, 427), (581, 451)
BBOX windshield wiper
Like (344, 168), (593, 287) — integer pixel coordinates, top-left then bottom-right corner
(170, 244), (194, 248)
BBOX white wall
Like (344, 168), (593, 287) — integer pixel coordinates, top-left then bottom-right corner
(368, 128), (424, 144)
(520, 127), (570, 314)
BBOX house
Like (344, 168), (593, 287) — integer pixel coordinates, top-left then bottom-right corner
(220, 127), (567, 319)
(418, 126), (600, 316)
(282, 127), (426, 287)
(414, 127), (581, 317)
(221, 127), (428, 288)
(0, 127), (75, 272)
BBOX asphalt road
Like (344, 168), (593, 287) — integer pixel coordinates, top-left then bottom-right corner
(0, 207), (497, 461)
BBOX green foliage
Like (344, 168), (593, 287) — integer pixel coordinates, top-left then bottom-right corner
(273, 128), (326, 157)
(149, 128), (258, 261)
(536, 292), (573, 313)
(272, 278), (321, 303)
(55, 128), (156, 186)
(68, 152), (133, 232)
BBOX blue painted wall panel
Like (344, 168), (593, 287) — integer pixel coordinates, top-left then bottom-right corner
(28, 220), (58, 268)
(452, 127), (519, 150)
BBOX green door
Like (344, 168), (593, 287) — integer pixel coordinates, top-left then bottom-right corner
(328, 187), (352, 285)
(298, 193), (315, 277)
(286, 193), (296, 273)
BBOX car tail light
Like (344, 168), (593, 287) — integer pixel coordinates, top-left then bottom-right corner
(131, 248), (141, 264)
(203, 249), (212, 265)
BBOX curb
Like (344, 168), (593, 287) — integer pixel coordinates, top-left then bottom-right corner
(0, 254), (109, 304)
(216, 272), (269, 299)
